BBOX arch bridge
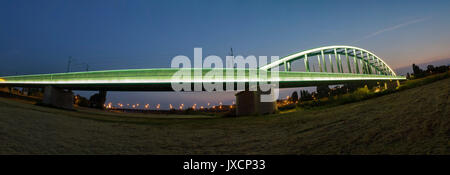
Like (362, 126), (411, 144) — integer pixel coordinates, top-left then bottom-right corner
(0, 45), (405, 115)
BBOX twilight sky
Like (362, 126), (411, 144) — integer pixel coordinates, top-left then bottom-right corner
(1, 0), (450, 108)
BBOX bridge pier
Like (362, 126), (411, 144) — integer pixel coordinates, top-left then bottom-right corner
(235, 90), (277, 116)
(43, 86), (74, 109)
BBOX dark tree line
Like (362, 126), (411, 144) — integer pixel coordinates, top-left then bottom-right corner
(290, 82), (373, 103)
(412, 63), (449, 79)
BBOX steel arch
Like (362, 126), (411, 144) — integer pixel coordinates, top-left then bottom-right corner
(259, 45), (398, 76)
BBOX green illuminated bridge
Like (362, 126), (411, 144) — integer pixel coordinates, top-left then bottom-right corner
(0, 45), (405, 91)
(0, 45), (405, 115)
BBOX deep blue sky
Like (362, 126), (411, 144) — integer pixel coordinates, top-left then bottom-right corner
(1, 0), (450, 108)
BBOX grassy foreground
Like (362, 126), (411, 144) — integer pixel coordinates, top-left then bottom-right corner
(0, 78), (449, 154)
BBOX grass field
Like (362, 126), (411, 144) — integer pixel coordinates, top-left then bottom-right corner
(0, 78), (448, 154)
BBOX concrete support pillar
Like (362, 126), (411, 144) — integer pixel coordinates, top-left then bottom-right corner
(235, 90), (277, 116)
(43, 86), (74, 109)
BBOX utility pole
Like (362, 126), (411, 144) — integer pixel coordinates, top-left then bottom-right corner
(86, 64), (89, 71)
(230, 47), (236, 68)
(67, 56), (72, 72)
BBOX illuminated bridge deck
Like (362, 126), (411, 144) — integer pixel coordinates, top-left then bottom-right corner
(0, 68), (405, 91)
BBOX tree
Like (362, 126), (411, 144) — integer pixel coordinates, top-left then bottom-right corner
(412, 63), (424, 78)
(299, 90), (313, 102)
(316, 85), (331, 98)
(89, 93), (103, 109)
(74, 95), (90, 107)
(290, 91), (299, 103)
(435, 65), (449, 73)
(427, 65), (435, 73)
